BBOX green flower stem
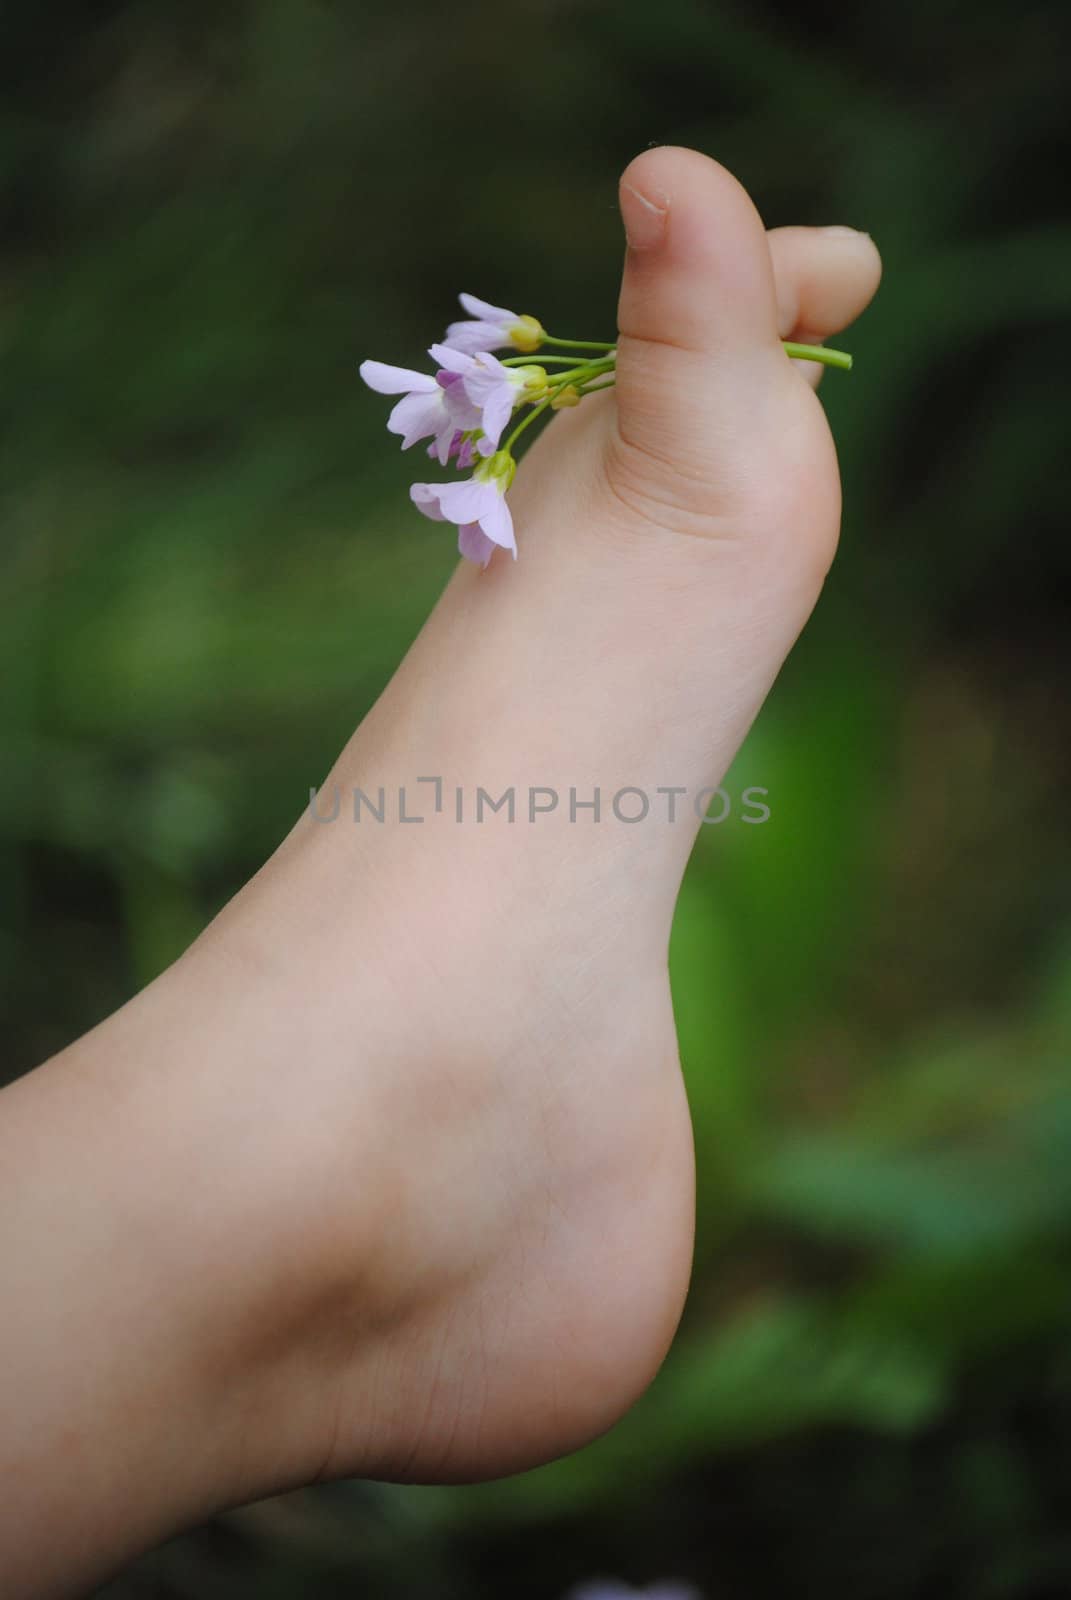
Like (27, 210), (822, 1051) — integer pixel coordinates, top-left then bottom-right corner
(515, 340), (852, 370)
(503, 395), (554, 453)
(547, 357), (616, 389)
(498, 333), (852, 460)
(500, 354), (594, 367)
(503, 360), (615, 452)
(782, 342), (853, 370)
(502, 355), (616, 453)
(540, 335), (617, 351)
(500, 333), (851, 461)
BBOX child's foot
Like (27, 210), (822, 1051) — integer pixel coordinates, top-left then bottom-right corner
(198, 147), (880, 1499)
(16, 152), (880, 1586)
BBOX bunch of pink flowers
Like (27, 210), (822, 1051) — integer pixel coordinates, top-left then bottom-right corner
(360, 293), (618, 568)
(360, 292), (850, 569)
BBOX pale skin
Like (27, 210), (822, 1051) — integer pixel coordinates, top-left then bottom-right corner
(0, 147), (882, 1597)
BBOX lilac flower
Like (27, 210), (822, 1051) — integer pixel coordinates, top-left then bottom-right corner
(359, 359), (479, 466)
(445, 292), (544, 355)
(430, 344), (545, 455)
(428, 430), (476, 470)
(410, 451), (517, 568)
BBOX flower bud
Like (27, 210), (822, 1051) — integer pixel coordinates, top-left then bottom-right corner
(509, 314), (545, 353)
(550, 385), (581, 409)
(518, 365), (549, 402)
(476, 449), (517, 490)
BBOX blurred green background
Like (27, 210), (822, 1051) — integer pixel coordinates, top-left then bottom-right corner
(2, 1), (1070, 1595)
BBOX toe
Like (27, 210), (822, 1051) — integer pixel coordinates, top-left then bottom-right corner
(767, 225), (883, 387)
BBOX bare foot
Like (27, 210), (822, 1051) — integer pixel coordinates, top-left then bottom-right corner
(208, 149), (881, 1487)
(0, 147), (880, 1595)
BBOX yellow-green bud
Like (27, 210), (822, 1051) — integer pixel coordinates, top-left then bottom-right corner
(550, 385), (581, 409)
(518, 365), (549, 401)
(509, 314), (544, 353)
(477, 449), (517, 491)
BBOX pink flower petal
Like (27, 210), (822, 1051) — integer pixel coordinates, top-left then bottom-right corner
(360, 360), (438, 395)
(458, 523), (496, 567)
(458, 293), (515, 322)
(465, 350), (510, 385)
(429, 343), (477, 375)
(442, 387), (482, 435)
(461, 364), (512, 406)
(444, 319), (509, 355)
(478, 490), (516, 555)
(432, 423), (458, 467)
(409, 483), (447, 522)
(479, 387), (515, 450)
(435, 477), (497, 526)
(388, 391), (447, 450)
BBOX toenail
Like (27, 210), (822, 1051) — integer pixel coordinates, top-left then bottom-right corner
(621, 181), (669, 251)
